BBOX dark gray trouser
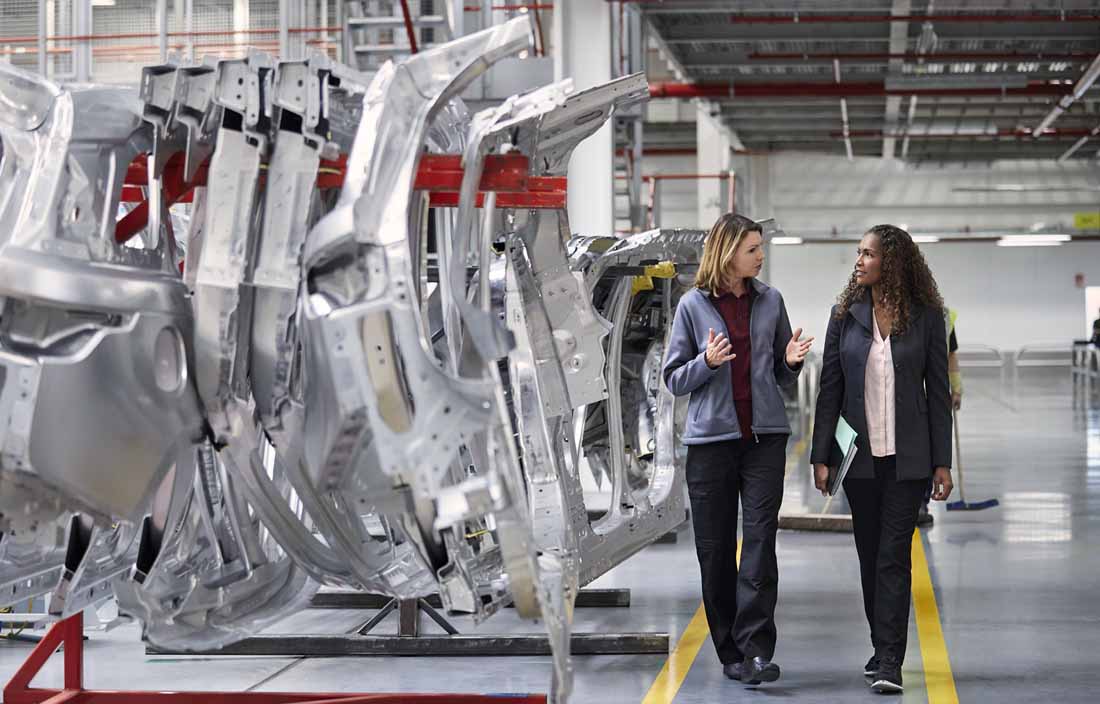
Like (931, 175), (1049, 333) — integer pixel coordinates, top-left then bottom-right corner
(843, 455), (927, 663)
(685, 434), (787, 665)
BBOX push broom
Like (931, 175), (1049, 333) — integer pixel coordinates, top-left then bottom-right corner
(946, 407), (999, 511)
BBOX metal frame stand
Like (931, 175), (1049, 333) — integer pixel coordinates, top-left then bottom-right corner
(148, 590), (669, 657)
(6, 613), (546, 704)
(309, 587), (631, 610)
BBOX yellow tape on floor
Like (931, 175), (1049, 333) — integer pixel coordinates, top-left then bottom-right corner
(911, 529), (959, 704)
(641, 542), (741, 704)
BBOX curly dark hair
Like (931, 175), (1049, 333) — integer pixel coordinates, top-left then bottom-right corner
(834, 224), (944, 336)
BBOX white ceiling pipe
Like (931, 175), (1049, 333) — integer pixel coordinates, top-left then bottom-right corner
(1058, 125), (1100, 162)
(1032, 53), (1100, 137)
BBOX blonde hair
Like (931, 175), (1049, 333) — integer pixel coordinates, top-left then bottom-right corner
(694, 213), (763, 292)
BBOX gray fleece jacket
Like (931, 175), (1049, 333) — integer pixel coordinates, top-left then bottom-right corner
(662, 280), (802, 444)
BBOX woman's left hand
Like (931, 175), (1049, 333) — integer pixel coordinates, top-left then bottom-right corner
(931, 467), (953, 501)
(785, 328), (815, 367)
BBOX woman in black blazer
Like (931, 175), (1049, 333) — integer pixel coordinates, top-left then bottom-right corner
(810, 224), (954, 694)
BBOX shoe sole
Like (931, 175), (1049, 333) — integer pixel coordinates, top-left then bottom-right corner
(743, 665), (780, 685)
(871, 679), (903, 694)
(864, 669), (877, 677)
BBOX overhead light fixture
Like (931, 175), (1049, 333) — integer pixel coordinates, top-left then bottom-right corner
(911, 235), (941, 243)
(770, 236), (803, 245)
(886, 74), (1028, 91)
(954, 185), (1100, 193)
(996, 234), (1071, 247)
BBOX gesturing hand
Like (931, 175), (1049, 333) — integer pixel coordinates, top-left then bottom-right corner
(704, 328), (736, 369)
(786, 327), (815, 367)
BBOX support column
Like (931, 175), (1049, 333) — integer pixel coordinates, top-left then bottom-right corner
(696, 104), (731, 229)
(156, 0), (168, 62)
(37, 0), (47, 75)
(278, 0), (290, 58)
(185, 0), (194, 61)
(728, 152), (775, 279)
(881, 0), (912, 158)
(554, 0), (613, 237)
(73, 0), (91, 82)
(233, 0), (249, 49)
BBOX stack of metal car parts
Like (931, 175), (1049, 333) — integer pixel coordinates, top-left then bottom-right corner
(0, 17), (704, 701)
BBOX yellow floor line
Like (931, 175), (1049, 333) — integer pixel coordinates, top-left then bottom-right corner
(911, 529), (959, 704)
(641, 542), (742, 704)
(783, 437), (808, 477)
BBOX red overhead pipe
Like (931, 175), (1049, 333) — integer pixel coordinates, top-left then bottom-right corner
(397, 0), (419, 54)
(648, 80), (1074, 99)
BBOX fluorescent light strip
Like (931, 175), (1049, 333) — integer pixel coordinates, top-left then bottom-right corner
(770, 236), (803, 245)
(996, 234), (1071, 247)
(996, 240), (1064, 247)
(911, 235), (941, 243)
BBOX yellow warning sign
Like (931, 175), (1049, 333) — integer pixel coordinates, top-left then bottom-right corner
(1074, 212), (1100, 230)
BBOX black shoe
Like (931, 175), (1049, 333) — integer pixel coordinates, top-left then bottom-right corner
(742, 656), (781, 685)
(917, 506), (934, 527)
(723, 662), (743, 681)
(870, 659), (903, 694)
(864, 654), (880, 677)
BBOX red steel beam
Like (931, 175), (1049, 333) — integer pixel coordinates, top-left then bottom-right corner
(648, 80), (1074, 99)
(117, 153), (565, 242)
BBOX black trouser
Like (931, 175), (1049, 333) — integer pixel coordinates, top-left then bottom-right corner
(685, 434), (787, 664)
(843, 456), (927, 663)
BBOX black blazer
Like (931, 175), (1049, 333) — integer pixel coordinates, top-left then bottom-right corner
(811, 299), (952, 481)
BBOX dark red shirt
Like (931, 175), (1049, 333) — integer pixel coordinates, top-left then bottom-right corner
(713, 287), (754, 439)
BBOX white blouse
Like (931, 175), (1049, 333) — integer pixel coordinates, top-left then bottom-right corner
(864, 313), (896, 458)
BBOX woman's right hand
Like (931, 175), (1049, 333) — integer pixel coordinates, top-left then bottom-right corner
(813, 463), (830, 496)
(705, 328), (737, 369)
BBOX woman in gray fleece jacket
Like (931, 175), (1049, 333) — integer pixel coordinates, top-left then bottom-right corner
(662, 213), (813, 686)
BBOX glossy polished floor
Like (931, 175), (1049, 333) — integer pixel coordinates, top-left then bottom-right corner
(2, 367), (1097, 703)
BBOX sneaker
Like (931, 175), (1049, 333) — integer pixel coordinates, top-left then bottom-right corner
(870, 658), (903, 694)
(864, 654), (880, 677)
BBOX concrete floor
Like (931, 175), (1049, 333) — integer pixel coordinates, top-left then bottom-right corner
(2, 367), (1097, 702)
